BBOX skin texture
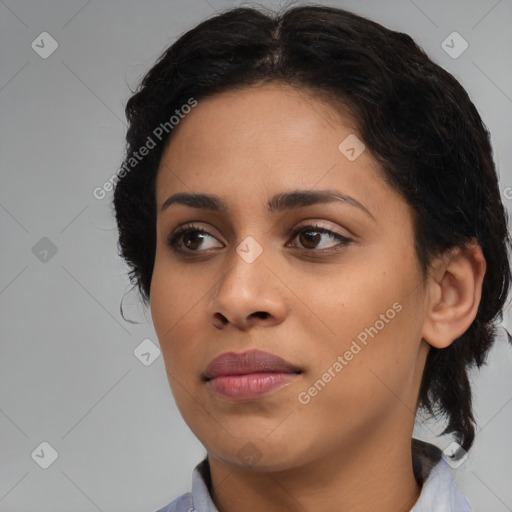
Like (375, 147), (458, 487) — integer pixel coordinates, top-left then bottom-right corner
(150, 83), (486, 512)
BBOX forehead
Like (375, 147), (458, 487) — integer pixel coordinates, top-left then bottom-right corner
(159, 83), (357, 165)
(155, 84), (406, 221)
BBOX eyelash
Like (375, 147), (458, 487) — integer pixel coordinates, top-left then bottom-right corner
(166, 223), (352, 256)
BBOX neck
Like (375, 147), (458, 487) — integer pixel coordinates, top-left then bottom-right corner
(207, 430), (421, 512)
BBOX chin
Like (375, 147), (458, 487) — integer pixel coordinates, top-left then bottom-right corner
(202, 428), (316, 473)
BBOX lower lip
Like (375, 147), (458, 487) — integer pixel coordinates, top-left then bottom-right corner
(207, 372), (298, 400)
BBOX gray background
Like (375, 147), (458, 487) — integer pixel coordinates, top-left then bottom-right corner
(1, 0), (511, 511)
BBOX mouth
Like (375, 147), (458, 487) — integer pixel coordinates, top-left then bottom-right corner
(202, 349), (303, 400)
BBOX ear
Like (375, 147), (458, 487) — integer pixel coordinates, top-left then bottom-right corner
(422, 238), (486, 349)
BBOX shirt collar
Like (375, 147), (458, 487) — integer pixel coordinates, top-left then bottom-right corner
(410, 439), (472, 512)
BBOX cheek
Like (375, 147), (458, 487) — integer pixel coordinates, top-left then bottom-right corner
(151, 250), (207, 322)
(150, 271), (208, 420)
(322, 293), (423, 416)
(150, 264), (177, 336)
(297, 309), (422, 444)
(297, 254), (424, 394)
(290, 258), (405, 344)
(149, 260), (205, 367)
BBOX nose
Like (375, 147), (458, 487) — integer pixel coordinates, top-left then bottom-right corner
(206, 247), (288, 331)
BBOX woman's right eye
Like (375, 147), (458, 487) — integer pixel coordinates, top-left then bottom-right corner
(166, 225), (223, 254)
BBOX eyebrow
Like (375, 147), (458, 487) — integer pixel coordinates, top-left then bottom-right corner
(160, 189), (376, 221)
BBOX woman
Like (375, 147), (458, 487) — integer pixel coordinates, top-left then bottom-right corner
(113, 5), (511, 511)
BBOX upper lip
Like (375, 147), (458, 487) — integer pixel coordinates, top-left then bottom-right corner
(202, 349), (302, 380)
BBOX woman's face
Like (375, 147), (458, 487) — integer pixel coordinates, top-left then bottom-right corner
(150, 84), (431, 471)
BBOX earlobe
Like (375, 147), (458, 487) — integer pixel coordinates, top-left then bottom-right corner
(422, 239), (486, 349)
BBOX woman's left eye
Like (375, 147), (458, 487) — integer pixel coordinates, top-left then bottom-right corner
(287, 224), (352, 251)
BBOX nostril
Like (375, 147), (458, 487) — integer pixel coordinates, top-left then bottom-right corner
(252, 311), (269, 319)
(213, 312), (228, 326)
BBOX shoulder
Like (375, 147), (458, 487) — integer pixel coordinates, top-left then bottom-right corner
(411, 439), (472, 512)
(155, 491), (195, 512)
(155, 458), (213, 512)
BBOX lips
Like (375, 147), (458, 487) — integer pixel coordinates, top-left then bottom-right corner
(202, 349), (302, 400)
(203, 349), (301, 379)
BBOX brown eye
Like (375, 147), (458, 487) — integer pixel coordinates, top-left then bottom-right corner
(289, 224), (352, 251)
(182, 231), (206, 250)
(298, 231), (322, 249)
(166, 225), (223, 253)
